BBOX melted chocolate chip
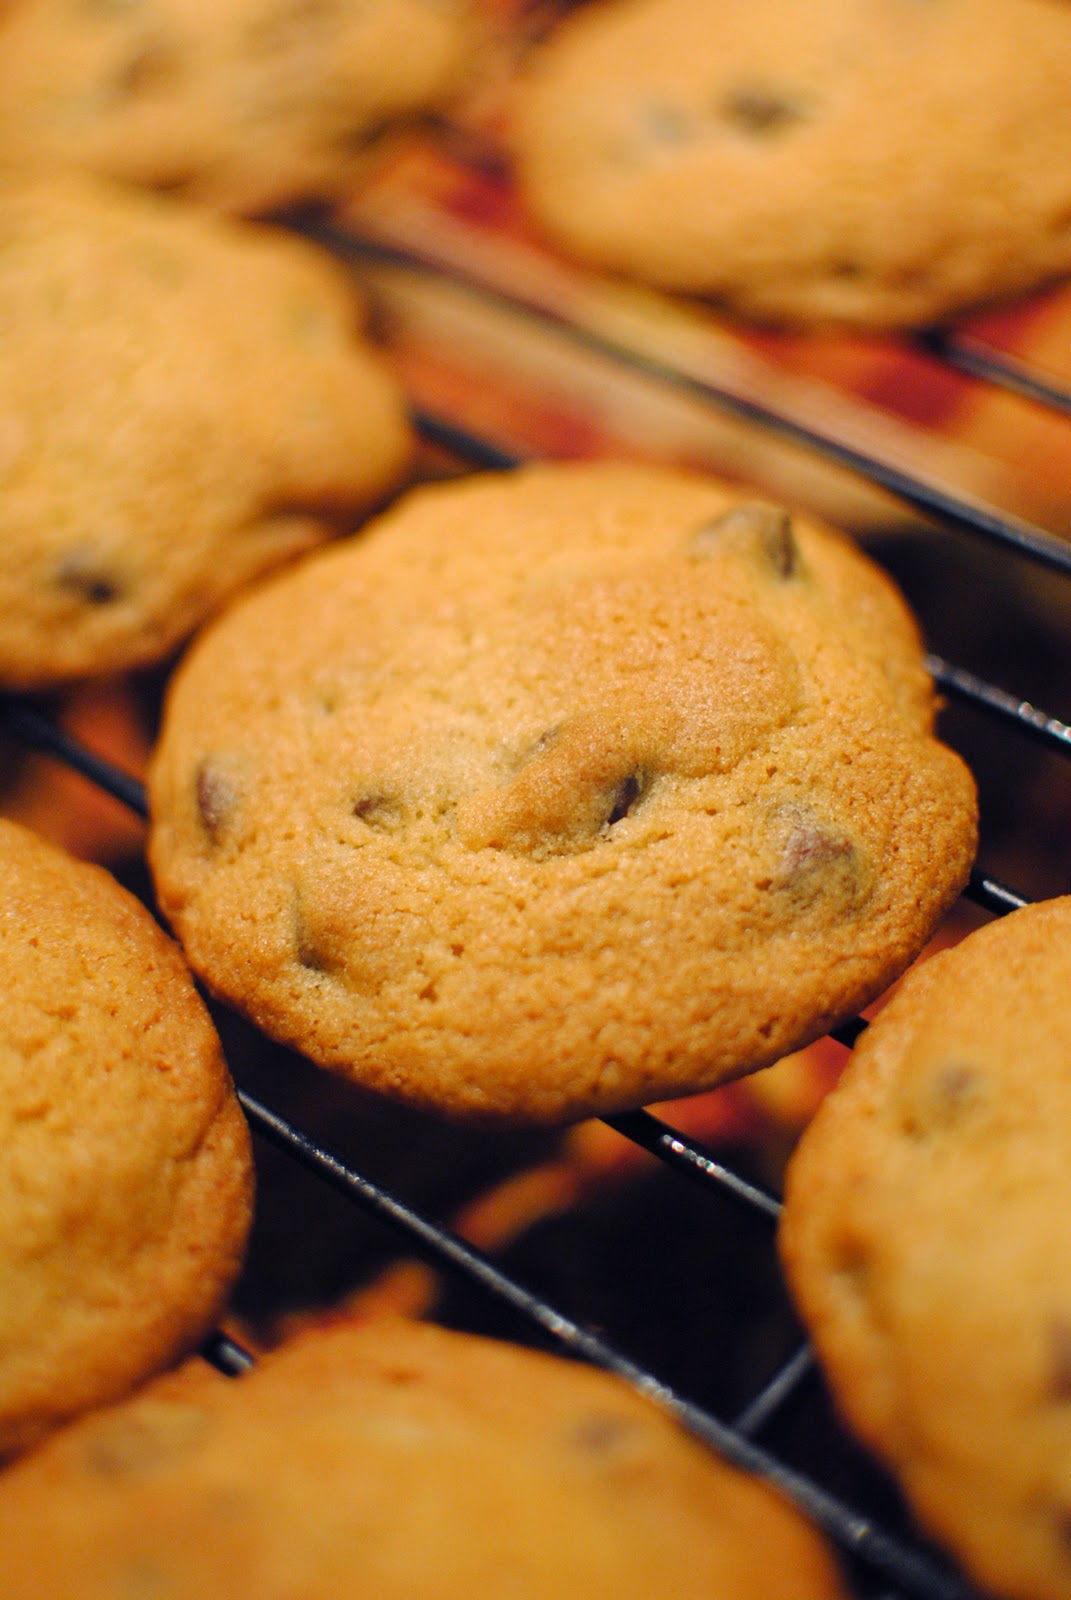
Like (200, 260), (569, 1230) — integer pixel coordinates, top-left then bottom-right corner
(689, 503), (799, 577)
(194, 760), (238, 843)
(293, 894), (332, 973)
(295, 924), (329, 972)
(112, 39), (180, 98)
(782, 821), (855, 879)
(457, 716), (656, 857)
(765, 800), (870, 914)
(832, 1235), (872, 1303)
(353, 793), (402, 832)
(330, 117), (399, 157)
(53, 550), (124, 606)
(569, 1412), (638, 1455)
(901, 1061), (985, 1142)
(606, 770), (646, 826)
(719, 85), (809, 137)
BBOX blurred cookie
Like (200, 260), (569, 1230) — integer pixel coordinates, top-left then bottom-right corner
(147, 461), (977, 1126)
(0, 817), (253, 1458)
(514, 0), (1071, 329)
(0, 0), (481, 214)
(0, 1315), (849, 1598)
(781, 896), (1071, 1600)
(0, 168), (411, 690)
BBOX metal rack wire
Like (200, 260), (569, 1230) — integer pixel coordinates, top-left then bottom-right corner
(5, 259), (1071, 1600)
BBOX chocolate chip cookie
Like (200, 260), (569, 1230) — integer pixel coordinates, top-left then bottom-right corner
(0, 817), (253, 1458)
(781, 896), (1071, 1600)
(147, 461), (977, 1126)
(0, 0), (482, 214)
(514, 0), (1071, 328)
(0, 1315), (849, 1598)
(0, 167), (411, 689)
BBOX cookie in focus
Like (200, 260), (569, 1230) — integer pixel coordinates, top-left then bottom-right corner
(147, 460), (978, 1126)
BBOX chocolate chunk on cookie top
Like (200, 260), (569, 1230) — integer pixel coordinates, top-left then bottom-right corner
(148, 462), (977, 1126)
(780, 897), (1071, 1600)
(514, 0), (1071, 328)
(0, 168), (412, 690)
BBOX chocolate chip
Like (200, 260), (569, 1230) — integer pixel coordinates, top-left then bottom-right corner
(329, 116), (399, 157)
(353, 793), (402, 832)
(606, 770), (645, 826)
(769, 805), (867, 910)
(194, 759), (238, 843)
(112, 39), (180, 98)
(719, 85), (809, 137)
(899, 1061), (985, 1142)
(781, 821), (855, 879)
(569, 1412), (638, 1456)
(382, 1365), (421, 1387)
(455, 719), (654, 857)
(688, 503), (799, 577)
(295, 922), (328, 972)
(52, 549), (124, 606)
(830, 259), (865, 281)
(832, 1236), (871, 1302)
(933, 1062), (982, 1104)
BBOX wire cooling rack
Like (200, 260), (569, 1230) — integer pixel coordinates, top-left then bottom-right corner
(5, 224), (1071, 1600)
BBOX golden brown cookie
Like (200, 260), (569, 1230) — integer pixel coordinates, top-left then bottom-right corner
(0, 817), (253, 1459)
(0, 1315), (849, 1599)
(0, 0), (482, 214)
(513, 0), (1071, 329)
(147, 460), (977, 1126)
(0, 167), (412, 690)
(780, 896), (1071, 1600)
